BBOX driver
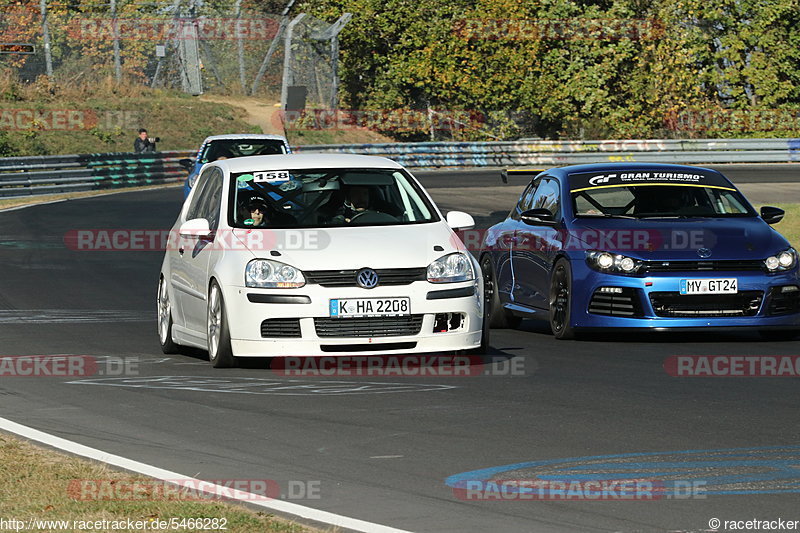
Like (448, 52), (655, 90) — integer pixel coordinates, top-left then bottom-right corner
(333, 185), (371, 223)
(246, 197), (269, 227)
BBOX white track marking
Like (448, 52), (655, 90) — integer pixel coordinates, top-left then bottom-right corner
(0, 416), (412, 533)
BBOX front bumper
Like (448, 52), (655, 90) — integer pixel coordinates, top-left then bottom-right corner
(568, 260), (800, 330)
(221, 280), (483, 357)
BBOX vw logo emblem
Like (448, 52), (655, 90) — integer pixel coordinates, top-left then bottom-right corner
(697, 248), (712, 258)
(356, 268), (379, 289)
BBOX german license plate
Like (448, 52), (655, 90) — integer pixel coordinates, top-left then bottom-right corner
(329, 297), (410, 317)
(679, 278), (737, 295)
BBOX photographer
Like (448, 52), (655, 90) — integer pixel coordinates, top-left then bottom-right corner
(134, 128), (159, 153)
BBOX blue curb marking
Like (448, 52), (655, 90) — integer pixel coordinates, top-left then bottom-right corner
(446, 445), (800, 495)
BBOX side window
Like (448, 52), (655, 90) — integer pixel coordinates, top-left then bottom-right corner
(530, 178), (560, 217)
(512, 181), (539, 220)
(185, 168), (216, 221)
(200, 170), (224, 229)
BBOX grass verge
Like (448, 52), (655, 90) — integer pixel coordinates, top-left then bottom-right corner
(0, 432), (324, 533)
(772, 204), (800, 247)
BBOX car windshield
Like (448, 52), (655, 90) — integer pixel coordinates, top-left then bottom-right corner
(229, 168), (439, 228)
(200, 139), (287, 163)
(572, 184), (753, 218)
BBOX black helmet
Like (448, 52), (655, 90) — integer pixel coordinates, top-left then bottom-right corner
(247, 196), (267, 211)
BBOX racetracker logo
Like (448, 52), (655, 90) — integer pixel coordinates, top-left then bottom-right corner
(455, 228), (715, 253)
(67, 479), (320, 501)
(278, 109), (487, 132)
(664, 108), (800, 134)
(271, 355), (526, 378)
(63, 229), (330, 252)
(664, 355), (800, 377)
(66, 17), (280, 41)
(450, 478), (708, 501)
(0, 355), (137, 377)
(453, 18), (665, 41)
(0, 109), (141, 131)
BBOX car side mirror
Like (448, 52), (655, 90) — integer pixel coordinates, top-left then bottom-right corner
(520, 208), (557, 226)
(446, 211), (475, 230)
(760, 206), (785, 225)
(178, 158), (194, 171)
(179, 218), (212, 238)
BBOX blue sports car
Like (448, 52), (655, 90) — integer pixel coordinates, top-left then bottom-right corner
(479, 163), (800, 339)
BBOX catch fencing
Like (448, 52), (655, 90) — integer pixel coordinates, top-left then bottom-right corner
(0, 138), (798, 198)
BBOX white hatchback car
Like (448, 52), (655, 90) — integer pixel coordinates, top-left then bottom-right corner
(158, 154), (486, 367)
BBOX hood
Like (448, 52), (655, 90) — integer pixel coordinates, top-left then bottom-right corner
(231, 222), (464, 269)
(568, 217), (791, 260)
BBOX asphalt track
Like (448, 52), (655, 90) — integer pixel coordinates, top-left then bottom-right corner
(0, 164), (799, 532)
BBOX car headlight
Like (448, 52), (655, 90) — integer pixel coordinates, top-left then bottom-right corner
(427, 252), (475, 283)
(245, 259), (305, 288)
(764, 248), (797, 272)
(187, 173), (198, 189)
(586, 251), (642, 275)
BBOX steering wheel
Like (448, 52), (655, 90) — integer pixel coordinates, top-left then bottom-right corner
(349, 210), (398, 223)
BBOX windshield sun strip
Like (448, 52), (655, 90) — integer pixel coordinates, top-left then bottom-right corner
(570, 183), (737, 194)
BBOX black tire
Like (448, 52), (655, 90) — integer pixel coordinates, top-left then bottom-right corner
(207, 281), (236, 368)
(470, 282), (491, 356)
(157, 276), (180, 354)
(480, 255), (521, 329)
(758, 330), (799, 341)
(549, 258), (576, 340)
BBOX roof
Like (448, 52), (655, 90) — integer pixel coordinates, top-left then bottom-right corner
(201, 134), (289, 143)
(209, 153), (404, 173)
(547, 162), (719, 176)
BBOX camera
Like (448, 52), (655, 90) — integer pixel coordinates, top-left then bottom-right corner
(149, 137), (161, 143)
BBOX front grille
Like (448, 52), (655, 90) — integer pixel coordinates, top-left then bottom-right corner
(315, 315), (424, 337)
(767, 287), (800, 316)
(260, 318), (302, 338)
(304, 268), (427, 287)
(649, 291), (763, 317)
(588, 288), (643, 317)
(320, 342), (417, 352)
(641, 260), (763, 274)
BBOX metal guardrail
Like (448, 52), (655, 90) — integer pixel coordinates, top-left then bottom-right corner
(0, 151), (192, 198)
(0, 139), (797, 198)
(293, 138), (800, 167)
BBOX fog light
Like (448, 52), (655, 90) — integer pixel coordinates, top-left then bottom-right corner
(781, 285), (799, 293)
